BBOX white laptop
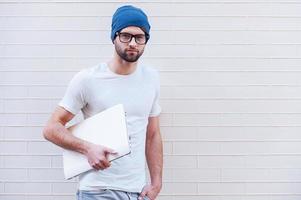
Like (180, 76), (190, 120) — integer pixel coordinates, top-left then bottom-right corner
(63, 104), (131, 179)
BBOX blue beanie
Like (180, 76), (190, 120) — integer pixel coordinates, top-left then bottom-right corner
(111, 5), (151, 43)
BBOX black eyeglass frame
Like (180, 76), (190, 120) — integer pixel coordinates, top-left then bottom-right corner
(116, 32), (150, 45)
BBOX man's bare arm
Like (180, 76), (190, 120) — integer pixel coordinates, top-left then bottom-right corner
(43, 106), (88, 153)
(43, 106), (114, 170)
(139, 116), (163, 200)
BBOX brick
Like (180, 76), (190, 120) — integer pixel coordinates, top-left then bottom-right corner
(51, 156), (63, 168)
(0, 16), (109, 30)
(221, 168), (270, 181)
(173, 141), (221, 155)
(244, 155), (301, 168)
(0, 71), (74, 85)
(29, 196), (76, 200)
(4, 99), (53, 113)
(0, 126), (4, 139)
(4, 182), (51, 194)
(4, 155), (51, 168)
(0, 114), (27, 126)
(162, 182), (198, 194)
(1, 44), (113, 57)
(164, 155), (198, 169)
(161, 99), (301, 113)
(268, 141), (301, 154)
(0, 169), (27, 181)
(0, 155), (4, 168)
(1, 86), (28, 98)
(0, 182), (4, 193)
(0, 3), (115, 16)
(161, 127), (198, 140)
(0, 196), (25, 200)
(27, 141), (63, 155)
(173, 113), (220, 126)
(27, 113), (51, 126)
(0, 57), (76, 69)
(3, 126), (44, 140)
(163, 141), (173, 154)
(156, 196), (176, 200)
(152, 16), (248, 31)
(162, 168), (173, 182)
(172, 168), (220, 182)
(2, 30), (109, 45)
(28, 168), (64, 181)
(159, 113), (173, 126)
(173, 196), (219, 200)
(51, 182), (78, 193)
(198, 183), (244, 194)
(0, 141), (27, 155)
(269, 168), (301, 181)
(270, 196), (301, 200)
(247, 17), (301, 30)
(197, 126), (301, 141)
(245, 183), (301, 193)
(220, 196), (266, 200)
(219, 113), (301, 126)
(221, 142), (269, 155)
(198, 156), (245, 168)
(27, 86), (65, 98)
(146, 44), (297, 58)
(160, 71), (301, 86)
(148, 57), (301, 71)
(0, 99), (4, 113)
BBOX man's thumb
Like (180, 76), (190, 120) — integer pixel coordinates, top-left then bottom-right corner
(104, 147), (118, 155)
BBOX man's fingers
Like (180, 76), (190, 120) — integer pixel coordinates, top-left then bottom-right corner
(138, 190), (147, 200)
(89, 160), (106, 170)
(101, 159), (111, 168)
(104, 147), (118, 155)
(92, 163), (101, 170)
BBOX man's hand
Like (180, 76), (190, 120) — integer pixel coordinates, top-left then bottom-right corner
(85, 143), (117, 170)
(138, 184), (161, 200)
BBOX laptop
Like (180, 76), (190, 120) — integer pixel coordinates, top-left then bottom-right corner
(63, 104), (131, 179)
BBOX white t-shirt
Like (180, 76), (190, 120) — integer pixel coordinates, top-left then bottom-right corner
(59, 62), (161, 192)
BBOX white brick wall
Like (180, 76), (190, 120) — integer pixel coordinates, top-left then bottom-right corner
(1, 0), (301, 199)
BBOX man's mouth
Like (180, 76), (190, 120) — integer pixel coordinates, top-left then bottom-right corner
(126, 49), (138, 53)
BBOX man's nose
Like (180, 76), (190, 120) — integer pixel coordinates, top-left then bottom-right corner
(129, 37), (137, 46)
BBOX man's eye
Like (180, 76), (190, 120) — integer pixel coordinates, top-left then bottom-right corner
(121, 34), (131, 39)
(136, 35), (145, 40)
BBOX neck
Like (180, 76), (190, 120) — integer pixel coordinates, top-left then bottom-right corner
(107, 53), (138, 75)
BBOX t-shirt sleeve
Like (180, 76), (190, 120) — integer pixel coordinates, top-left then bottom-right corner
(58, 70), (87, 115)
(149, 71), (162, 117)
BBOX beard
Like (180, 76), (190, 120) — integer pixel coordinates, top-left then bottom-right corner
(115, 45), (144, 63)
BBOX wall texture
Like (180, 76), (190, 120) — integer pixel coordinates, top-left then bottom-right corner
(1, 0), (301, 200)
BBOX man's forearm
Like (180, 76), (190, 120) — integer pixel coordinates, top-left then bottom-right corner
(43, 122), (90, 155)
(146, 130), (163, 188)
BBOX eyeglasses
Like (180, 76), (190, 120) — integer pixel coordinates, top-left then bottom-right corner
(116, 32), (149, 45)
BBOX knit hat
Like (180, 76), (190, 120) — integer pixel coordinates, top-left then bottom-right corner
(111, 5), (151, 43)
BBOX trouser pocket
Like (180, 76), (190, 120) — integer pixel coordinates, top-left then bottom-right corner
(76, 189), (109, 200)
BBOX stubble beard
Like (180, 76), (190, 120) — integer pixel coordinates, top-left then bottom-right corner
(115, 45), (144, 63)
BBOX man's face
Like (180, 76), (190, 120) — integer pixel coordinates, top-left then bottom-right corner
(114, 26), (147, 63)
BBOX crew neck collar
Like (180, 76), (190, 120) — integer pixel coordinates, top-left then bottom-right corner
(104, 62), (140, 77)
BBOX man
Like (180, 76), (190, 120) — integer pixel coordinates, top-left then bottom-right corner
(43, 5), (163, 200)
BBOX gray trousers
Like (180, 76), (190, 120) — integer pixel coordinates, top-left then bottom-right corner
(76, 189), (150, 200)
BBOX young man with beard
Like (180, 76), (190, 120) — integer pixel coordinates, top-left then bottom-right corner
(43, 5), (163, 200)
